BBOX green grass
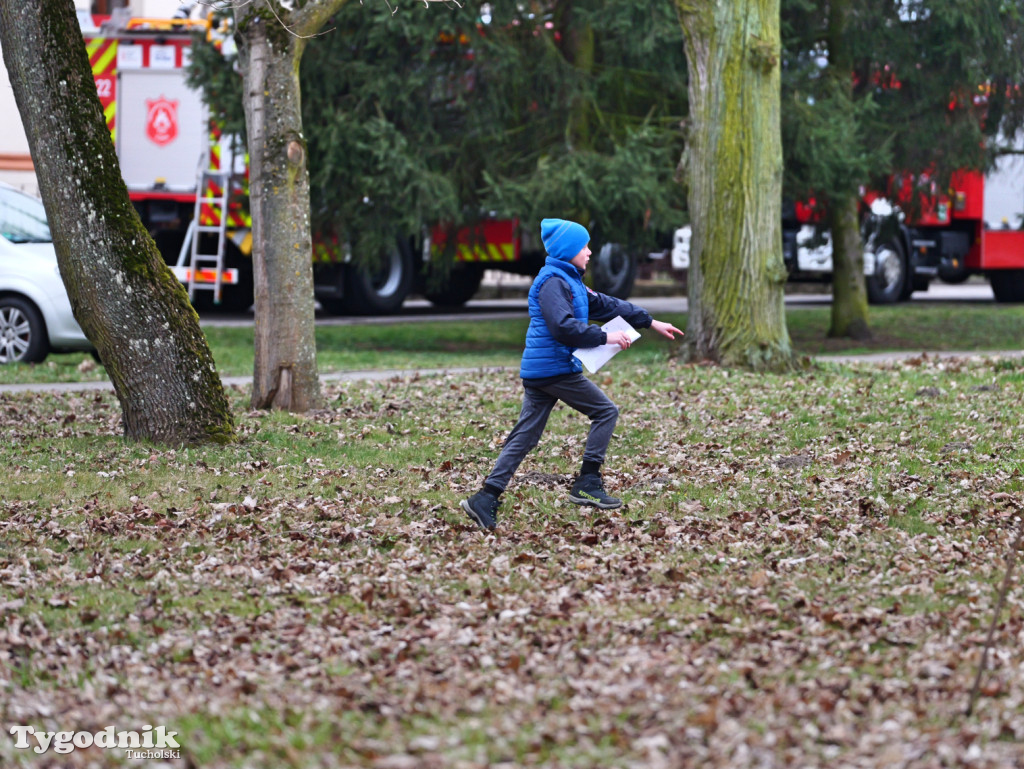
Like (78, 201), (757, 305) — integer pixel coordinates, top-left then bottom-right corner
(786, 302), (1024, 355)
(4, 323), (1024, 767)
(3, 303), (1024, 385)
(192, 303), (1024, 373)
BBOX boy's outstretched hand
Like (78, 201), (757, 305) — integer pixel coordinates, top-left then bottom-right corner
(650, 319), (684, 340)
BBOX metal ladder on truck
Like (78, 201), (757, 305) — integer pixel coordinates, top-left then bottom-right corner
(176, 169), (231, 305)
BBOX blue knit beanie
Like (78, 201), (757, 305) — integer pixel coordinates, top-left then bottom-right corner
(541, 218), (590, 262)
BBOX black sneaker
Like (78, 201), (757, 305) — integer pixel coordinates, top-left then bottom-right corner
(569, 474), (622, 509)
(460, 489), (500, 531)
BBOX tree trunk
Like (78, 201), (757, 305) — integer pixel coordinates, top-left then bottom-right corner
(825, 0), (871, 339)
(827, 195), (871, 339)
(558, 1), (595, 153)
(235, 3), (325, 411)
(0, 0), (234, 445)
(677, 0), (794, 371)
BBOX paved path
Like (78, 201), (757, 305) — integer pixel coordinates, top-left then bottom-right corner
(0, 367), (510, 395)
(198, 282), (999, 328)
(819, 349), (1024, 364)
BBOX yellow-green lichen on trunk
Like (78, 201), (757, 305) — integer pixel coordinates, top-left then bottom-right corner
(828, 194), (871, 340)
(824, 0), (872, 340)
(679, 0), (794, 372)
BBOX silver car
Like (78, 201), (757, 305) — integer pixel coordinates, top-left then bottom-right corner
(0, 183), (93, 363)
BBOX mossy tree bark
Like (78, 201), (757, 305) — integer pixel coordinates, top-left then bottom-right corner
(234, 0), (348, 411)
(677, 0), (794, 371)
(824, 0), (871, 340)
(0, 0), (234, 445)
(827, 195), (871, 339)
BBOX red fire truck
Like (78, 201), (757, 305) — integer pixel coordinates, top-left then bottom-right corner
(774, 144), (1024, 303)
(82, 12), (640, 314)
(84, 13), (256, 310)
(669, 139), (1024, 304)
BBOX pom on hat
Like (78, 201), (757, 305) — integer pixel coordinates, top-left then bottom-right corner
(541, 218), (590, 262)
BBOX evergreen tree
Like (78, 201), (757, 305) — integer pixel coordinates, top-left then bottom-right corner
(781, 0), (1024, 337)
(188, 1), (688, 284)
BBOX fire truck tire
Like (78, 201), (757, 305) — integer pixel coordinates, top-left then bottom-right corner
(866, 240), (907, 304)
(990, 270), (1024, 303)
(591, 242), (638, 299)
(424, 264), (485, 307)
(0, 296), (49, 364)
(343, 240), (414, 315)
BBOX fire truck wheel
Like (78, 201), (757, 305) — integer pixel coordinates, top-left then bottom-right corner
(344, 240), (414, 315)
(424, 264), (485, 307)
(591, 242), (638, 299)
(0, 296), (49, 364)
(866, 240), (907, 304)
(990, 270), (1024, 303)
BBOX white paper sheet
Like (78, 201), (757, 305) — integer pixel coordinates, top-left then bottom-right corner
(572, 316), (641, 374)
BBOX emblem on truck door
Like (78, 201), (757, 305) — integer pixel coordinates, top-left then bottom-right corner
(145, 97), (178, 146)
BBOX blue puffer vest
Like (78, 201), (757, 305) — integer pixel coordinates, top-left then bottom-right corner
(520, 257), (590, 379)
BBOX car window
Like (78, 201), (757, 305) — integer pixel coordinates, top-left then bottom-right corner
(0, 187), (52, 244)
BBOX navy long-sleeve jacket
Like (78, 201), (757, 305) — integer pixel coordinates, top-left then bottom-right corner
(536, 277), (653, 350)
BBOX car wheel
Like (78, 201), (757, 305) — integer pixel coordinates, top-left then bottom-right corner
(866, 240), (907, 304)
(0, 297), (49, 364)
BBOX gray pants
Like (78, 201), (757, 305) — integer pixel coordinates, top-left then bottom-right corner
(485, 373), (619, 493)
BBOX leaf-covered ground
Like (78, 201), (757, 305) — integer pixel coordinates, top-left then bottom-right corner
(2, 355), (1024, 768)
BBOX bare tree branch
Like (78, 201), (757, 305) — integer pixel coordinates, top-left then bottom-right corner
(966, 500), (1024, 717)
(262, 0), (336, 39)
(198, 0), (335, 38)
(200, 0), (457, 34)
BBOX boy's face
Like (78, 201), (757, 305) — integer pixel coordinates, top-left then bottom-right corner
(569, 244), (592, 272)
